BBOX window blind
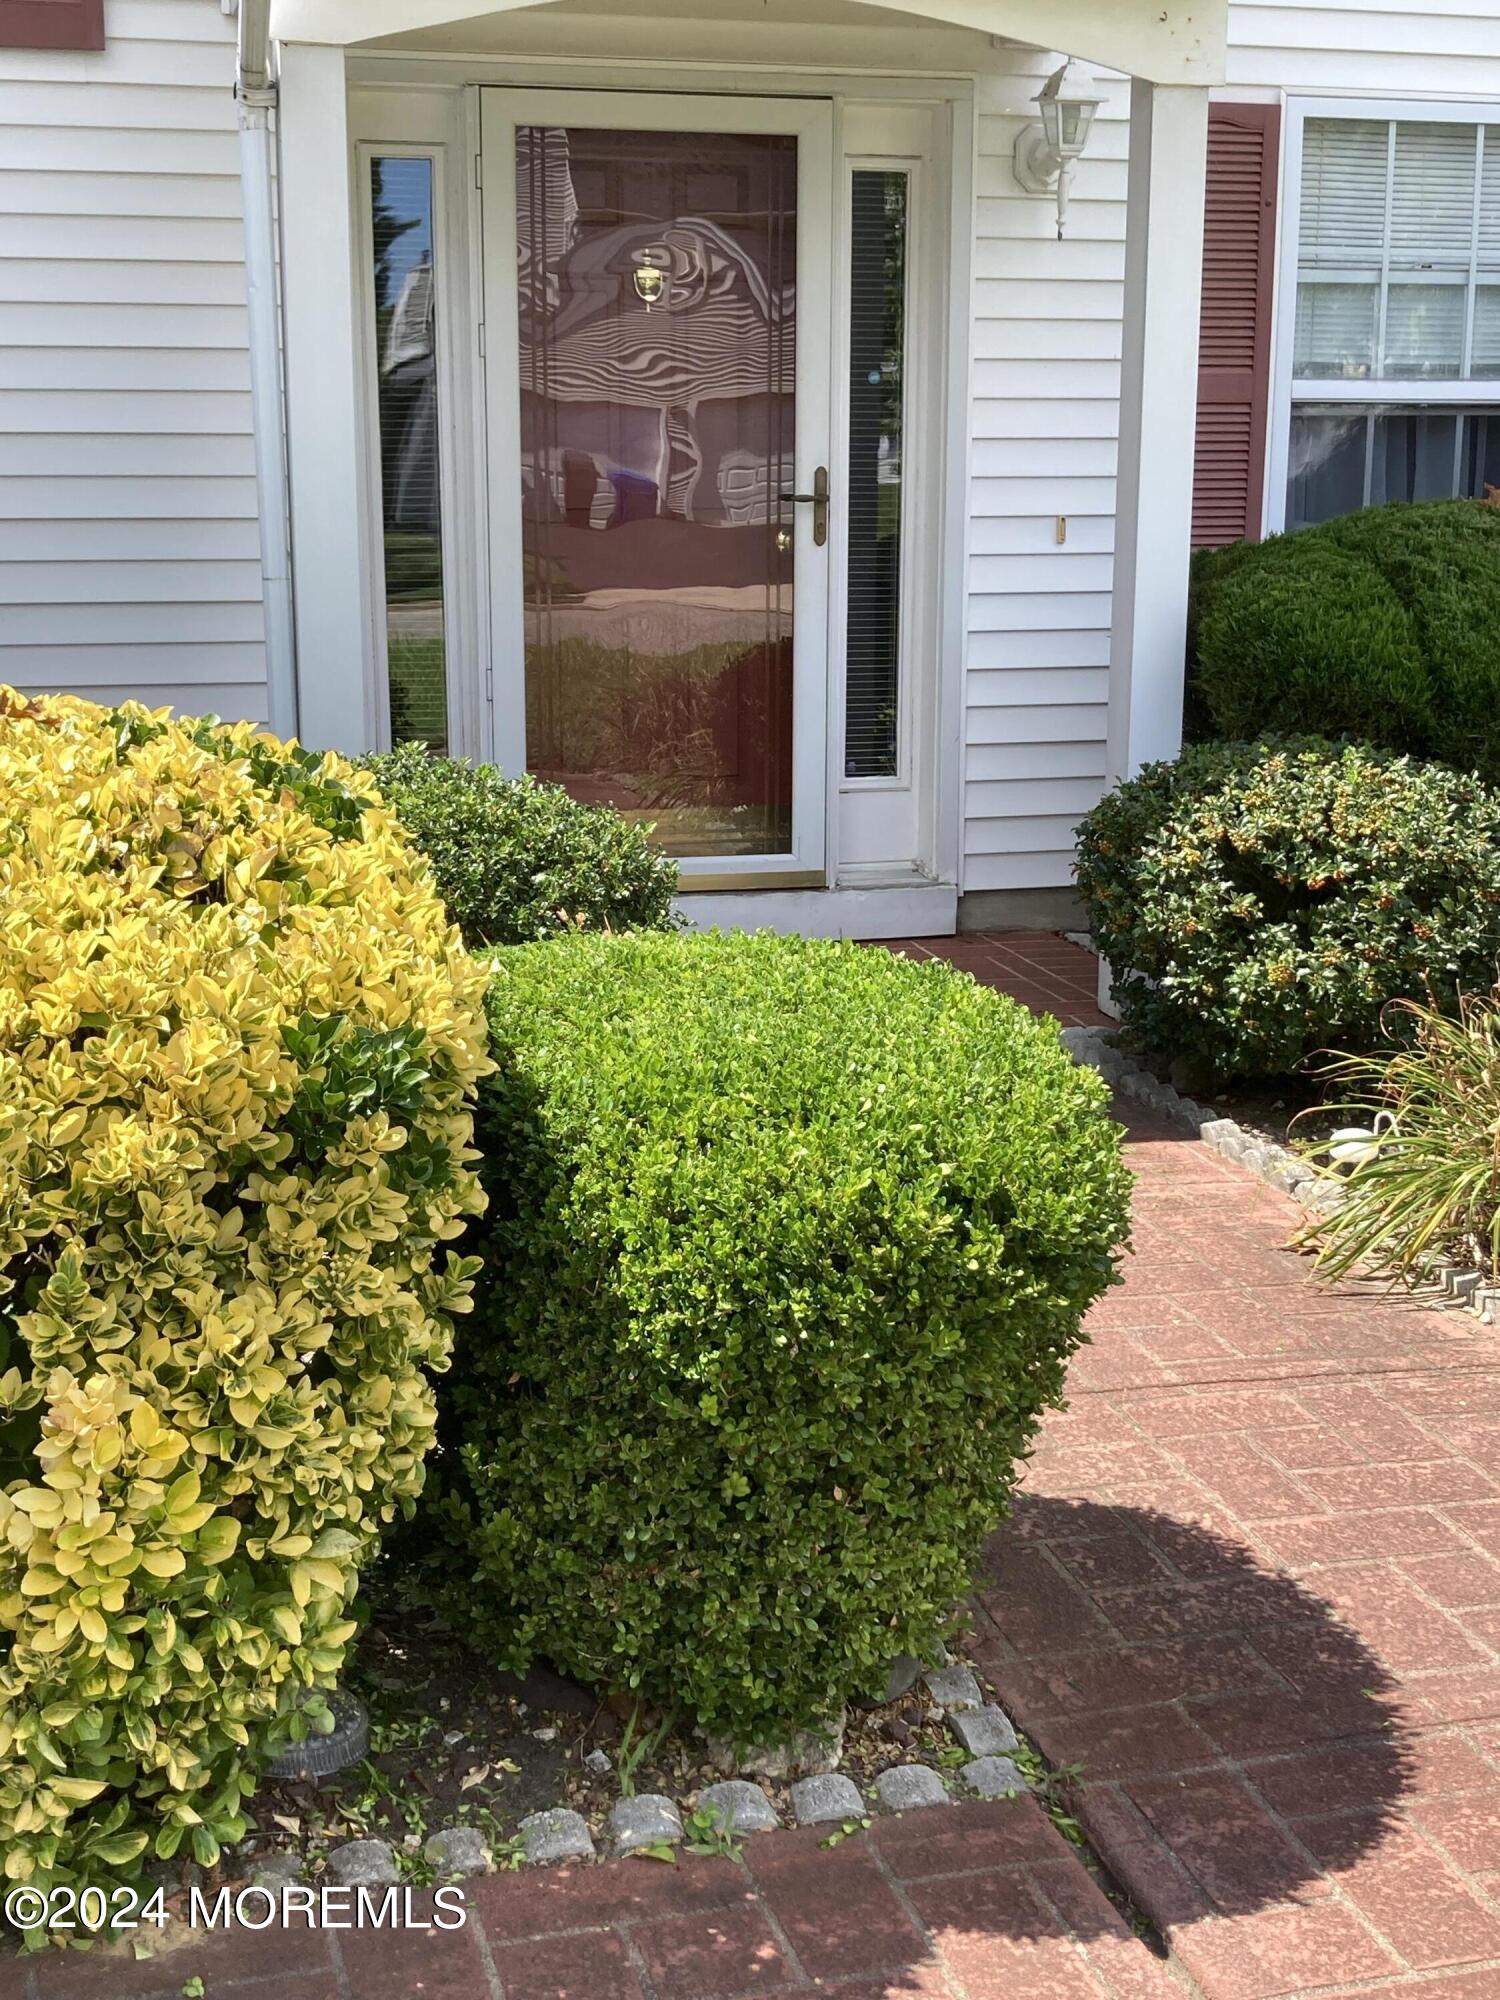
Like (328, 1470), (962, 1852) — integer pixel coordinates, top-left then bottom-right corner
(1298, 119), (1388, 269)
(844, 170), (908, 781)
(1296, 116), (1500, 382)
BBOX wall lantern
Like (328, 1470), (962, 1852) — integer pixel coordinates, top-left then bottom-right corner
(1012, 58), (1104, 238)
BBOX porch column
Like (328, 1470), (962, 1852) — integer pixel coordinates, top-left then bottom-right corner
(1106, 77), (1210, 784)
(277, 42), (372, 756)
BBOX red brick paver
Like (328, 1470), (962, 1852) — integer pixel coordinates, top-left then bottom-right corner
(879, 929), (1110, 1028)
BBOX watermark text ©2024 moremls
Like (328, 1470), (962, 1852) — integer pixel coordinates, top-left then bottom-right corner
(4, 1882), (469, 1936)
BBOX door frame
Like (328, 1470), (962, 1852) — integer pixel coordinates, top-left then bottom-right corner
(342, 59), (970, 923)
(478, 85), (836, 887)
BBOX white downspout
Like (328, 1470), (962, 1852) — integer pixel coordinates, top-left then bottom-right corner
(236, 0), (299, 741)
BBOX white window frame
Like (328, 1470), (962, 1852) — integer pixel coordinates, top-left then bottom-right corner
(832, 100), (955, 886)
(1266, 95), (1500, 534)
(350, 89), (492, 763)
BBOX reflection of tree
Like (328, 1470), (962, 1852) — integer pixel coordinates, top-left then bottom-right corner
(373, 158), (421, 318)
(372, 159), (447, 754)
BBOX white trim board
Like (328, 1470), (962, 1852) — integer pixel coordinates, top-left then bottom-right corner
(675, 883), (957, 940)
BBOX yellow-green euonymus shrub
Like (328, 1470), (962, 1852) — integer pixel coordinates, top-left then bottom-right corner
(0, 691), (489, 1896)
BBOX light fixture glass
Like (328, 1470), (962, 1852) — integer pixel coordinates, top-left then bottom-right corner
(1013, 57), (1104, 238)
(1036, 60), (1101, 159)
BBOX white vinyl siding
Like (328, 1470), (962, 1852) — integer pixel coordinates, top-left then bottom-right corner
(0, 0), (266, 721)
(962, 53), (1125, 896)
(1228, 2), (1500, 97)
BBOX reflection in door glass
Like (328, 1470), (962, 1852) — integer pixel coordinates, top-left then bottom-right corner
(845, 170), (907, 780)
(370, 156), (448, 750)
(516, 126), (797, 858)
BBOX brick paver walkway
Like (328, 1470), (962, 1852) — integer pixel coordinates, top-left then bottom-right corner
(7, 933), (1499, 2000)
(881, 928), (1110, 1028)
(961, 935), (1500, 1999)
(5, 1807), (1178, 2000)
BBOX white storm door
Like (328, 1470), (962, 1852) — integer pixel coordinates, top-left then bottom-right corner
(480, 88), (834, 885)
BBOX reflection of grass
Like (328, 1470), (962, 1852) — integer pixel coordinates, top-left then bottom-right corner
(384, 531), (443, 602)
(388, 632), (447, 750)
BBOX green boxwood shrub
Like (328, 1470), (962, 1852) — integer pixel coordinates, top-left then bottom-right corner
(1075, 736), (1500, 1082)
(431, 931), (1130, 1742)
(1188, 500), (1500, 782)
(362, 743), (680, 948)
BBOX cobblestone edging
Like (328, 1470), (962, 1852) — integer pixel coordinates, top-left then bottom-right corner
(1059, 1024), (1499, 1327)
(256, 1672), (1032, 1891)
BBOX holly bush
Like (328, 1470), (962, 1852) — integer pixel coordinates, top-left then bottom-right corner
(361, 742), (680, 948)
(1189, 499), (1500, 782)
(431, 931), (1129, 1743)
(1076, 735), (1500, 1081)
(0, 693), (490, 1900)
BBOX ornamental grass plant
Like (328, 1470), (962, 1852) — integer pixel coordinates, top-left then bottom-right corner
(0, 692), (489, 1899)
(1297, 991), (1500, 1291)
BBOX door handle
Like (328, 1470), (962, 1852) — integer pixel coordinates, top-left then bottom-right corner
(779, 465), (829, 547)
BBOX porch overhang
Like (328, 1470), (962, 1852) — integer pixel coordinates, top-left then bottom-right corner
(265, 0), (1226, 86)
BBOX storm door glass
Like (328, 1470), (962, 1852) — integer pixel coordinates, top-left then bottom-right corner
(516, 126), (797, 857)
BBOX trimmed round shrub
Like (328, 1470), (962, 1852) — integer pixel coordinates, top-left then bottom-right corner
(0, 693), (490, 1894)
(1189, 499), (1500, 782)
(431, 930), (1130, 1742)
(1075, 735), (1500, 1082)
(362, 742), (680, 948)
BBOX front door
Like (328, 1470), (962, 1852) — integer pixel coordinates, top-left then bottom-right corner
(480, 90), (833, 885)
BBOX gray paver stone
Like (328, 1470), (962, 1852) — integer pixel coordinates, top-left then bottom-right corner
(608, 1794), (683, 1854)
(424, 1826), (491, 1879)
(697, 1780), (780, 1836)
(878, 1655), (924, 1703)
(923, 1664), (983, 1712)
(950, 1705), (1019, 1757)
(324, 1839), (398, 1888)
(246, 1850), (302, 1886)
(710, 1717), (844, 1779)
(245, 1850), (304, 1905)
(873, 1764), (949, 1812)
(963, 1756), (1029, 1799)
(520, 1807), (595, 1865)
(790, 1773), (864, 1827)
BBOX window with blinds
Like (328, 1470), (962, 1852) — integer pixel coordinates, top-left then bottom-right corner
(1287, 114), (1500, 528)
(369, 156), (450, 752)
(1295, 118), (1500, 381)
(844, 170), (909, 782)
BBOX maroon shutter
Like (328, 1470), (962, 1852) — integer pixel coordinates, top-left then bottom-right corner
(0, 0), (104, 48)
(1191, 103), (1280, 548)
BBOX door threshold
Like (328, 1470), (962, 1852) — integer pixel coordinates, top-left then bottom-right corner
(674, 881), (957, 941)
